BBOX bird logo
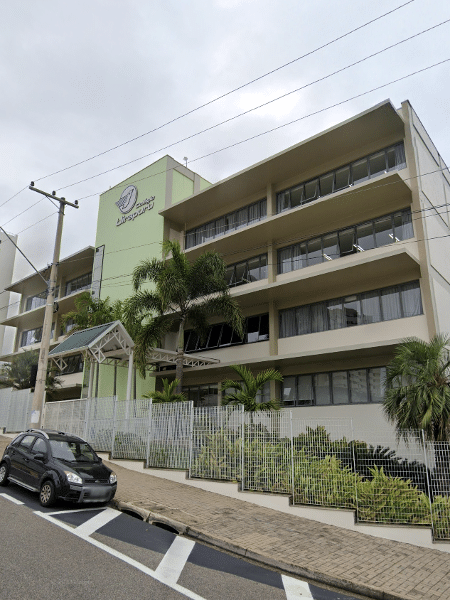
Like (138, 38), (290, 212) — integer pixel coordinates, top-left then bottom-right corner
(116, 185), (138, 214)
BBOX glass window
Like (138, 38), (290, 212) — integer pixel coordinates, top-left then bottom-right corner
(369, 151), (387, 176)
(259, 254), (268, 279)
(234, 261), (247, 285)
(307, 237), (322, 266)
(352, 158), (369, 184)
(304, 179), (318, 203)
(334, 166), (350, 191)
(225, 265), (235, 286)
(327, 299), (345, 330)
(401, 281), (422, 317)
(236, 207), (248, 229)
(319, 173), (334, 196)
(31, 437), (47, 454)
(293, 243), (307, 270)
(332, 371), (349, 404)
(255, 382), (270, 404)
(246, 316), (261, 343)
(356, 222), (375, 251)
(219, 323), (233, 346)
(225, 212), (236, 233)
(290, 185), (303, 209)
(386, 147), (397, 171)
(282, 376), (296, 406)
(215, 217), (225, 238)
(277, 192), (289, 213)
(374, 215), (393, 247)
(310, 303), (327, 333)
(247, 257), (260, 282)
(297, 375), (314, 405)
(381, 286), (401, 321)
(207, 324), (222, 348)
(395, 143), (406, 168)
(339, 227), (355, 257)
(322, 233), (339, 261)
(204, 221), (215, 241)
(65, 273), (92, 296)
(26, 291), (47, 312)
(369, 367), (386, 403)
(314, 373), (331, 405)
(185, 331), (199, 352)
(280, 309), (297, 337)
(397, 210), (414, 241)
(258, 314), (269, 341)
(344, 295), (361, 327)
(279, 247), (293, 274)
(19, 435), (36, 449)
(185, 230), (195, 249)
(248, 203), (260, 224)
(296, 305), (311, 335)
(361, 291), (381, 324)
(350, 370), (369, 403)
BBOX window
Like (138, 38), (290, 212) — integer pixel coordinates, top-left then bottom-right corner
(226, 254), (268, 287)
(25, 290), (47, 311)
(65, 272), (92, 296)
(277, 142), (406, 214)
(279, 281), (422, 338)
(184, 314), (269, 353)
(185, 199), (267, 249)
(282, 366), (386, 406)
(277, 208), (413, 275)
(182, 384), (219, 407)
(20, 327), (43, 347)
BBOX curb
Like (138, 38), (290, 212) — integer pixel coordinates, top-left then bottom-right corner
(111, 499), (410, 600)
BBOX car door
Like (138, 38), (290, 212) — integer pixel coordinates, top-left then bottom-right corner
(27, 436), (49, 490)
(9, 434), (37, 487)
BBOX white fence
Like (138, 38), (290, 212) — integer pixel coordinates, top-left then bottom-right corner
(0, 388), (33, 433)
(4, 396), (441, 542)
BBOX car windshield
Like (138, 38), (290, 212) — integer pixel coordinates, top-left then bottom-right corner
(49, 440), (98, 463)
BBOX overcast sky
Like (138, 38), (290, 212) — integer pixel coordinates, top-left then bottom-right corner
(1, 0), (449, 288)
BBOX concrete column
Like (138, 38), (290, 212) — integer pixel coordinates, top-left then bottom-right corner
(126, 349), (134, 401)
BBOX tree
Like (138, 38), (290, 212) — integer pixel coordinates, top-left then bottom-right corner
(61, 291), (124, 333)
(383, 334), (450, 442)
(220, 364), (283, 414)
(0, 350), (61, 398)
(125, 240), (244, 391)
(143, 378), (186, 403)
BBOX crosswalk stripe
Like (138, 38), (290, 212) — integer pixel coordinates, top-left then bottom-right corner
(0, 493), (25, 505)
(75, 507), (120, 536)
(282, 574), (314, 599)
(155, 536), (196, 584)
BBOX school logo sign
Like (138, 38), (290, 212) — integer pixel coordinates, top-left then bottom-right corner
(116, 185), (138, 214)
(115, 185), (155, 227)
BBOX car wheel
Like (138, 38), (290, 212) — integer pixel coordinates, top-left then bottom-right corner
(39, 480), (56, 507)
(0, 462), (9, 486)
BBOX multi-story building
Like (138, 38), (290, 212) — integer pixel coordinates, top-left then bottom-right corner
(0, 247), (95, 400)
(146, 99), (448, 432)
(0, 230), (17, 356)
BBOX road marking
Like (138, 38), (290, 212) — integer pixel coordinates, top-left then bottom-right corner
(75, 507), (120, 536)
(47, 507), (107, 516)
(36, 511), (207, 600)
(155, 536), (195, 584)
(282, 575), (314, 599)
(0, 493), (24, 505)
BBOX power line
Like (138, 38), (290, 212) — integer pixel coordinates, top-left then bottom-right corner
(33, 0), (416, 184)
(56, 21), (450, 194)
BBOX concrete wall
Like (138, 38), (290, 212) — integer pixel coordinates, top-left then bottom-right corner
(0, 232), (17, 355)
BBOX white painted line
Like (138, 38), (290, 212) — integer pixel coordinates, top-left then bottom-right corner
(282, 574), (314, 599)
(155, 536), (195, 584)
(47, 507), (108, 516)
(0, 493), (24, 505)
(75, 506), (120, 536)
(35, 511), (207, 600)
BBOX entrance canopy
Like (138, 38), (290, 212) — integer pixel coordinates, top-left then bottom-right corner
(48, 321), (134, 371)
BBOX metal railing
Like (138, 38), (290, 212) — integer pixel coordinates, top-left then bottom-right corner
(34, 397), (450, 542)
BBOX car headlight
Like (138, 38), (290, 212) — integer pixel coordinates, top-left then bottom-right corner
(65, 470), (83, 485)
(109, 472), (117, 484)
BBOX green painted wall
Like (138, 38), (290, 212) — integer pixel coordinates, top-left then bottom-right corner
(92, 155), (211, 400)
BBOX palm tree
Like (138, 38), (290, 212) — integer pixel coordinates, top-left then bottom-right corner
(61, 291), (124, 333)
(142, 378), (186, 403)
(125, 240), (244, 392)
(383, 334), (450, 442)
(220, 364), (283, 415)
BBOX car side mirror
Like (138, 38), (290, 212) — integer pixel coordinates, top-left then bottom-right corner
(34, 453), (46, 462)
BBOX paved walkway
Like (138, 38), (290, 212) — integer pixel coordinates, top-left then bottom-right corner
(1, 435), (450, 600)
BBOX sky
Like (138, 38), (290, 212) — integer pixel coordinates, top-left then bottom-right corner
(1, 0), (449, 293)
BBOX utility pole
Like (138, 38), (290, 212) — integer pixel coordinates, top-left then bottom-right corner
(28, 184), (79, 428)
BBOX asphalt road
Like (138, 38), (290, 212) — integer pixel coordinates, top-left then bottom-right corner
(0, 483), (369, 600)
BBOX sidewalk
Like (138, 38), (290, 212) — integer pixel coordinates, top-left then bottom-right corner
(1, 435), (450, 600)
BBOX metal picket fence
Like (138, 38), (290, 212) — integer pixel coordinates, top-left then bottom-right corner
(25, 396), (450, 542)
(0, 387), (33, 433)
(190, 405), (243, 481)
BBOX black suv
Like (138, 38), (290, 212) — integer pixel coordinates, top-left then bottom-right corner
(0, 429), (117, 507)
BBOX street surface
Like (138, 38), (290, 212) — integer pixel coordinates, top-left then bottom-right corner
(1, 484), (369, 600)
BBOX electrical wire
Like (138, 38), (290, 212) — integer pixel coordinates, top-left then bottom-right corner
(32, 0), (417, 184)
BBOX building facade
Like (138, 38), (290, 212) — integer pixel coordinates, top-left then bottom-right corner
(0, 247), (95, 400)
